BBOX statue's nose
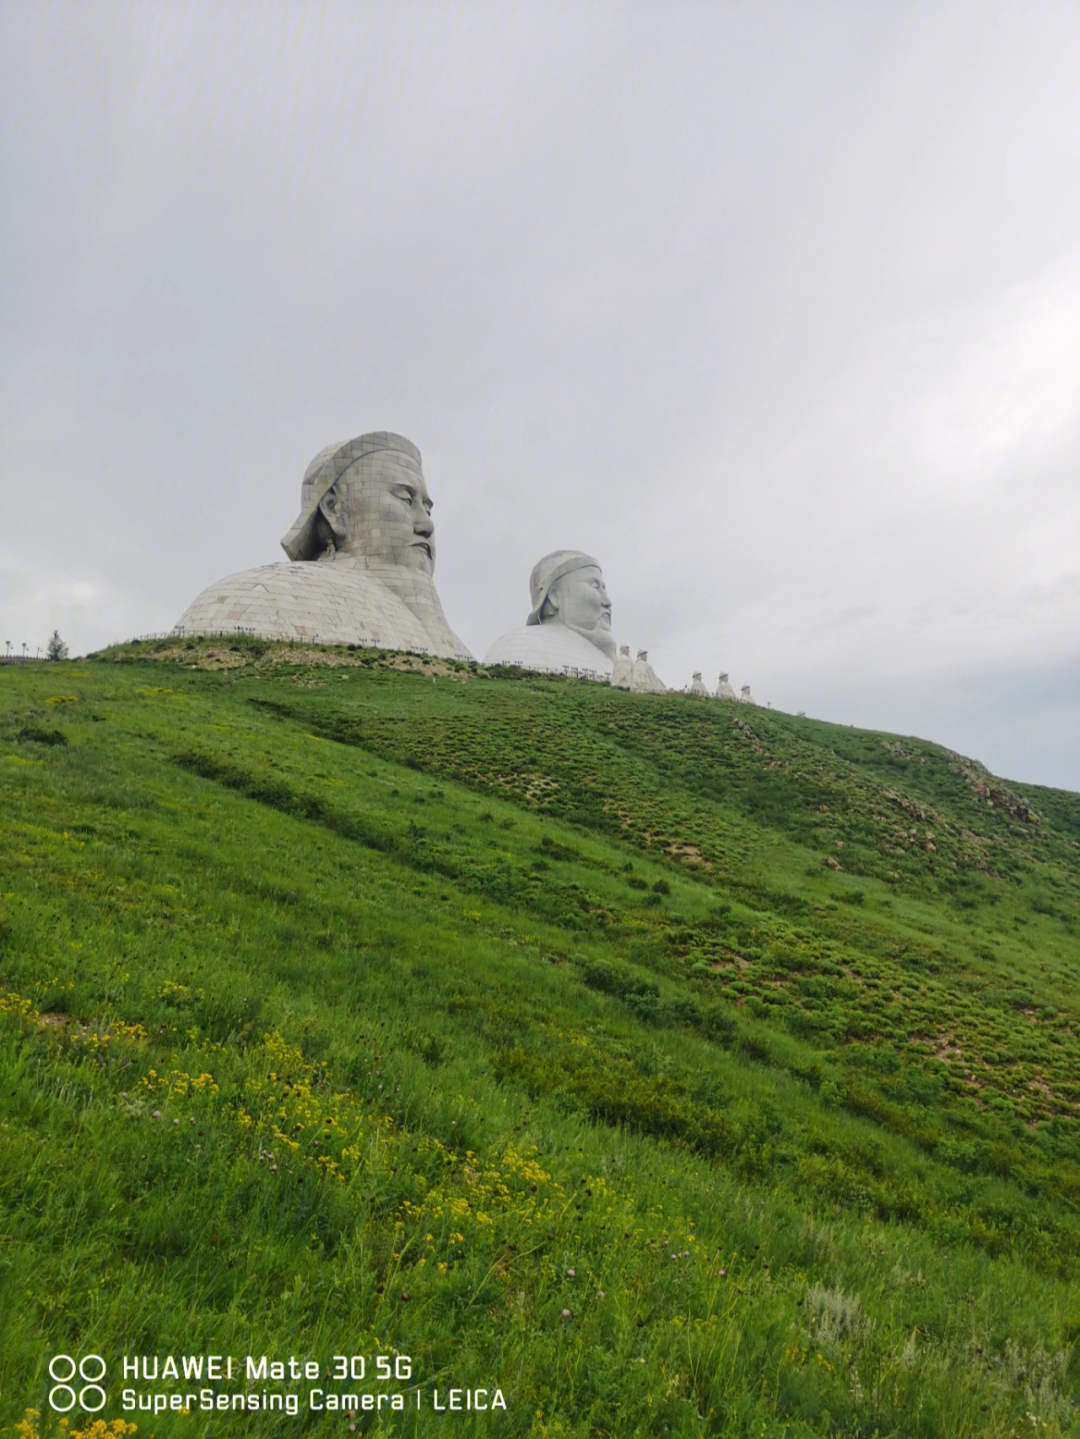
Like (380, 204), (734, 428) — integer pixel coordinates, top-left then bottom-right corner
(414, 506), (434, 537)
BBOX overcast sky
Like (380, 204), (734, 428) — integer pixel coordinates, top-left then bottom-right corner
(2, 1), (1078, 791)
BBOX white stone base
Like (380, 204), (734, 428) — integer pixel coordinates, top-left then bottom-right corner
(482, 624), (614, 680)
(177, 561), (471, 659)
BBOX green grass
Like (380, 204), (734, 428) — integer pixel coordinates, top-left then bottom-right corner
(1, 635), (1078, 1437)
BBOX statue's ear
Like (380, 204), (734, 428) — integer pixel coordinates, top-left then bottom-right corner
(317, 483), (347, 543)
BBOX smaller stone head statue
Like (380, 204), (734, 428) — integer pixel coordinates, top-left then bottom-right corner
(526, 550), (616, 661)
(281, 432), (436, 573)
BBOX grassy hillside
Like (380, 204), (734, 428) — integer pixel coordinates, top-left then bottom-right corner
(1, 636), (1078, 1438)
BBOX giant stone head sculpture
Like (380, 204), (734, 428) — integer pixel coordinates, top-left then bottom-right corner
(176, 428), (471, 660)
(281, 432), (436, 573)
(526, 549), (616, 661)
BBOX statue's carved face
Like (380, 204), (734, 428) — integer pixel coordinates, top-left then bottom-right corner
(544, 564), (615, 659)
(319, 451), (436, 572)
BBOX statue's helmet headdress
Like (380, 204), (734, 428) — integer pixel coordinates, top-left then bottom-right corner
(281, 431), (422, 561)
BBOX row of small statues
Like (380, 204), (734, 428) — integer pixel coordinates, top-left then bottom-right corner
(684, 669), (755, 703)
(607, 649), (754, 701)
(174, 430), (753, 701)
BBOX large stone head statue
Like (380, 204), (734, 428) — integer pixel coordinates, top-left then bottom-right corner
(526, 549), (616, 661)
(281, 432), (435, 573)
(176, 428), (470, 659)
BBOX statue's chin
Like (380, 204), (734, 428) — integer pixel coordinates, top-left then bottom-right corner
(404, 546), (435, 574)
(565, 623), (617, 661)
(347, 547), (433, 575)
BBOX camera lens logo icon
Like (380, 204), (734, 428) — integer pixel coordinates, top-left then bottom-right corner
(48, 1355), (107, 1413)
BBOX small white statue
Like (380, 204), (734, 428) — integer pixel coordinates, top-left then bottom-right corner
(630, 649), (667, 694)
(739, 684), (755, 704)
(715, 672), (737, 700)
(611, 644), (633, 689)
(483, 550), (617, 678)
(689, 671), (708, 696)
